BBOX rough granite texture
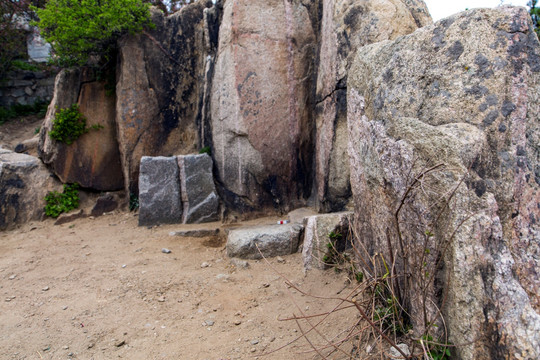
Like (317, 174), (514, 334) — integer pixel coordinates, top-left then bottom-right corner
(210, 0), (316, 214)
(0, 150), (61, 230)
(227, 223), (303, 259)
(314, 0), (432, 211)
(177, 154), (219, 224)
(37, 68), (124, 191)
(302, 211), (353, 270)
(348, 6), (540, 359)
(116, 2), (218, 194)
(138, 156), (182, 226)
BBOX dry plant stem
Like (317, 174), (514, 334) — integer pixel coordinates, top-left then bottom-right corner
(287, 287), (352, 358)
(255, 244), (363, 357)
(279, 304), (357, 321)
(351, 299), (409, 359)
(294, 317), (328, 360)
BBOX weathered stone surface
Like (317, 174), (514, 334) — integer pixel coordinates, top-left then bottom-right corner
(0, 151), (61, 230)
(116, 2), (218, 194)
(170, 228), (220, 238)
(348, 7), (539, 359)
(38, 68), (81, 165)
(210, 0), (316, 214)
(314, 0), (432, 211)
(227, 224), (303, 259)
(38, 69), (123, 191)
(54, 209), (85, 226)
(138, 156), (182, 226)
(302, 211), (352, 270)
(177, 153), (219, 224)
(90, 193), (120, 217)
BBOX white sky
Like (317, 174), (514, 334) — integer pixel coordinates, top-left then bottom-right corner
(424, 0), (530, 21)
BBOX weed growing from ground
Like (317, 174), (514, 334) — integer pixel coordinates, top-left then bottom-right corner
(44, 183), (80, 218)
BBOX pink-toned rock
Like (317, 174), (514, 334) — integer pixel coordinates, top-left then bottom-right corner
(348, 7), (539, 359)
(38, 69), (124, 191)
(210, 0), (316, 214)
(314, 0), (432, 211)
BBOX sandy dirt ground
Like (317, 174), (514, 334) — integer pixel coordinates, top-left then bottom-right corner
(0, 117), (361, 360)
(0, 214), (360, 360)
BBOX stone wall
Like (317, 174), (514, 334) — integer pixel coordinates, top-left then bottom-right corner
(0, 69), (56, 107)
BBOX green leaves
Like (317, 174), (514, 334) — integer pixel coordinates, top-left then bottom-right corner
(49, 104), (87, 145)
(49, 104), (104, 145)
(33, 0), (153, 66)
(44, 183), (80, 218)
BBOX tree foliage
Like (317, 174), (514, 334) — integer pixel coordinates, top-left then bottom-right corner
(33, 0), (153, 66)
(0, 1), (47, 77)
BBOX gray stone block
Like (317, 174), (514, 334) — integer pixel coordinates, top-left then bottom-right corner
(138, 156), (182, 226)
(227, 224), (303, 259)
(302, 211), (353, 270)
(177, 154), (219, 224)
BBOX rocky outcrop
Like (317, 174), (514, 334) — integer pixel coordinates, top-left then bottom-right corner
(314, 0), (432, 211)
(0, 149), (61, 230)
(347, 7), (540, 359)
(138, 156), (182, 226)
(178, 154), (219, 224)
(116, 2), (218, 194)
(210, 0), (316, 214)
(227, 223), (303, 259)
(37, 68), (124, 191)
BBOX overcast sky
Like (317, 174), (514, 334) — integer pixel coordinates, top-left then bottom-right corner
(424, 0), (530, 21)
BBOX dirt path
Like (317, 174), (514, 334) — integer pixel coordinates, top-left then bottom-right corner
(0, 213), (359, 360)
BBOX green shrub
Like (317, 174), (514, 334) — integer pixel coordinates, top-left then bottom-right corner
(0, 106), (16, 125)
(44, 183), (80, 218)
(0, 101), (49, 125)
(49, 104), (102, 145)
(11, 60), (39, 72)
(49, 104), (87, 144)
(33, 0), (153, 66)
(199, 146), (211, 155)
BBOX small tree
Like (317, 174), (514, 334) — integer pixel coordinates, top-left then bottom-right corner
(33, 0), (153, 66)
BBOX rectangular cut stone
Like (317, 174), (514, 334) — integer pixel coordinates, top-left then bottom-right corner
(226, 224), (303, 259)
(138, 156), (182, 226)
(302, 211), (353, 270)
(177, 154), (219, 224)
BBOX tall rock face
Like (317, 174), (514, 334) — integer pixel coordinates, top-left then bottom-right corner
(348, 7), (539, 359)
(37, 69), (124, 191)
(116, 2), (219, 194)
(315, 0), (432, 211)
(210, 0), (316, 215)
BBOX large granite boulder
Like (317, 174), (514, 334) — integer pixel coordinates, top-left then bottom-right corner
(116, 2), (219, 194)
(138, 156), (182, 226)
(210, 0), (316, 214)
(38, 69), (124, 191)
(178, 154), (219, 224)
(0, 149), (61, 230)
(347, 7), (539, 359)
(314, 0), (432, 211)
